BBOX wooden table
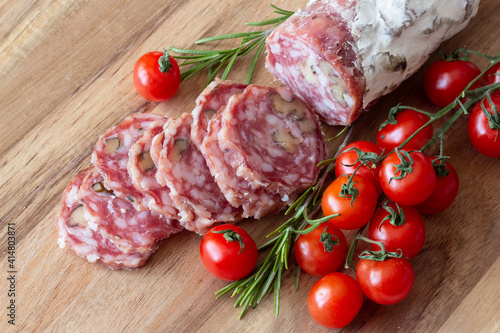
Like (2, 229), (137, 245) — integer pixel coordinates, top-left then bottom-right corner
(1, 0), (499, 332)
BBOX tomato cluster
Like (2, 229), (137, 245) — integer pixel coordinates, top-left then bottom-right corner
(307, 53), (500, 329)
(307, 130), (456, 328)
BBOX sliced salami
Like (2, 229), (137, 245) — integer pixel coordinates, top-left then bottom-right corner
(128, 119), (178, 219)
(266, 0), (479, 125)
(56, 167), (153, 269)
(156, 113), (242, 234)
(79, 169), (182, 253)
(201, 109), (287, 218)
(150, 131), (165, 170)
(92, 113), (166, 210)
(191, 78), (246, 148)
(219, 85), (325, 197)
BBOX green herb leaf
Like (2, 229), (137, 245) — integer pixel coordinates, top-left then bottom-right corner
(319, 227), (340, 252)
(169, 4), (294, 85)
(379, 203), (406, 229)
(389, 149), (414, 183)
(379, 104), (401, 131)
(159, 49), (172, 73)
(212, 228), (245, 254)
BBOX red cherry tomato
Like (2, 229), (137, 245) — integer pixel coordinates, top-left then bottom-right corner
(322, 174), (378, 230)
(334, 141), (383, 195)
(485, 62), (500, 96)
(133, 50), (181, 102)
(294, 222), (348, 276)
(379, 150), (437, 206)
(199, 224), (258, 281)
(468, 95), (500, 158)
(307, 273), (363, 329)
(368, 203), (425, 259)
(356, 257), (414, 305)
(416, 158), (460, 214)
(376, 109), (433, 152)
(423, 59), (481, 107)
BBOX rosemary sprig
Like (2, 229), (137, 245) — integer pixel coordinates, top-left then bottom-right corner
(215, 125), (354, 319)
(169, 5), (294, 85)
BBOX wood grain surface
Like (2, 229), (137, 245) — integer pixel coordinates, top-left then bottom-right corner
(1, 0), (499, 332)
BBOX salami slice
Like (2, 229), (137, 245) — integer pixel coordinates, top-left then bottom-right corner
(92, 113), (166, 210)
(219, 85), (325, 197)
(57, 167), (153, 269)
(150, 131), (165, 170)
(191, 78), (247, 148)
(156, 113), (242, 234)
(128, 119), (179, 219)
(201, 109), (287, 218)
(266, 0), (479, 125)
(79, 169), (182, 253)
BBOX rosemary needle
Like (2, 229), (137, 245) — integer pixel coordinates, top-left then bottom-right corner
(169, 4), (294, 84)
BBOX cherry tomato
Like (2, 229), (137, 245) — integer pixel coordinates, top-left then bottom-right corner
(423, 59), (481, 107)
(356, 257), (414, 305)
(294, 222), (348, 276)
(322, 174), (377, 230)
(368, 203), (425, 259)
(307, 273), (363, 329)
(416, 158), (460, 214)
(376, 109), (433, 152)
(199, 224), (258, 281)
(133, 50), (181, 102)
(334, 141), (383, 195)
(468, 95), (500, 158)
(379, 150), (437, 206)
(485, 62), (500, 96)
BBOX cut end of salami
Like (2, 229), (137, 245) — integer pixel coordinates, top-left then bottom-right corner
(266, 2), (365, 126)
(266, 0), (480, 125)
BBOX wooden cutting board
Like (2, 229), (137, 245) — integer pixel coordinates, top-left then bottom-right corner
(1, 0), (499, 332)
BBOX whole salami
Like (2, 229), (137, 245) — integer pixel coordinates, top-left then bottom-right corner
(57, 167), (154, 269)
(265, 0), (480, 125)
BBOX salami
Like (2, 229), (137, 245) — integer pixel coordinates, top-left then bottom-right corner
(92, 113), (166, 209)
(201, 109), (287, 218)
(266, 0), (480, 125)
(128, 119), (179, 219)
(191, 78), (247, 148)
(79, 169), (182, 253)
(57, 168), (153, 269)
(156, 113), (242, 234)
(219, 85), (325, 197)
